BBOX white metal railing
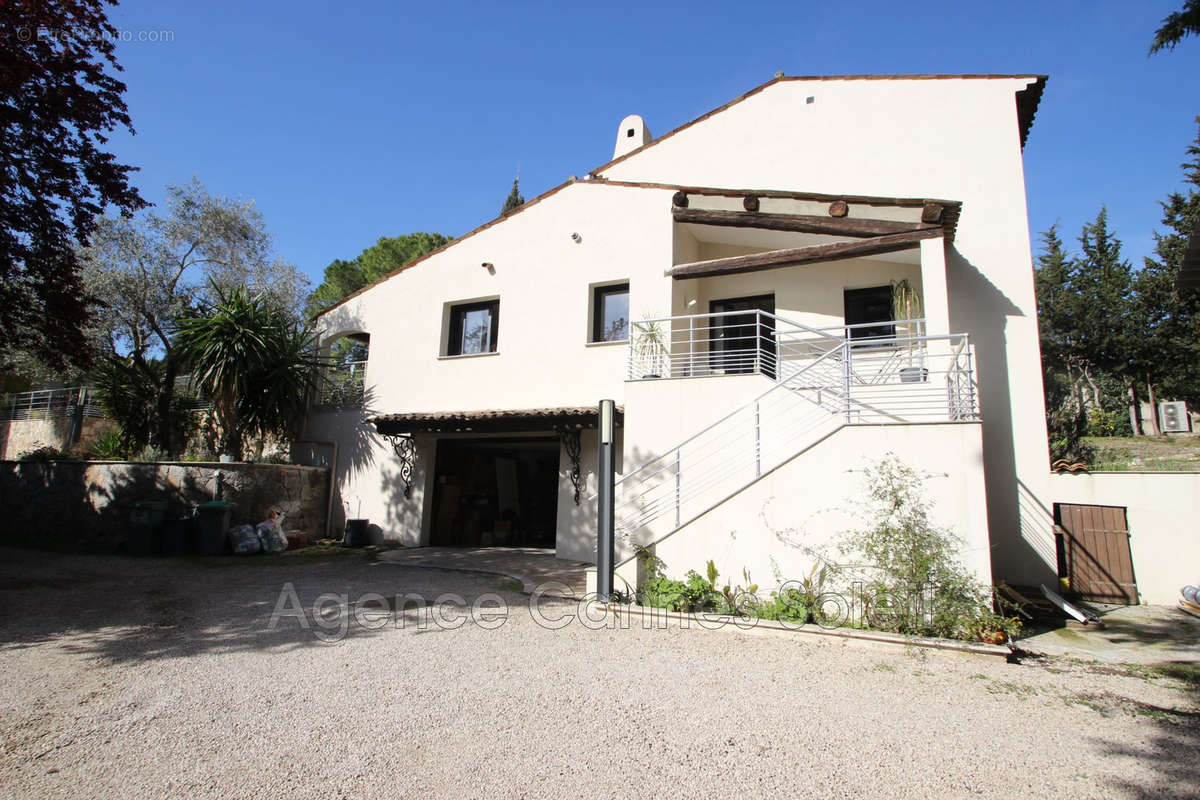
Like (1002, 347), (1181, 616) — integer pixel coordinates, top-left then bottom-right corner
(316, 360), (366, 407)
(0, 387), (105, 421)
(626, 312), (932, 382)
(610, 317), (977, 556)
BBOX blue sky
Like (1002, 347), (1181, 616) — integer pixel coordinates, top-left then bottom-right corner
(104, 1), (1200, 288)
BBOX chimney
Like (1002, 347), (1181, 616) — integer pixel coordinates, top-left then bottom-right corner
(613, 114), (651, 160)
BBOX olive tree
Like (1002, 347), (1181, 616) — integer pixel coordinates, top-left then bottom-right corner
(81, 179), (307, 454)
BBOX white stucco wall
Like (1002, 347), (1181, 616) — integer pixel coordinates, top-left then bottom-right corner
(318, 182), (676, 415)
(1047, 472), (1200, 606)
(309, 76), (1052, 584)
(631, 422), (990, 594)
(302, 409), (432, 545)
(601, 77), (1052, 586)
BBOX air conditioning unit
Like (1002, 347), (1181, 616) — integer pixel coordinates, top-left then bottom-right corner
(1160, 401), (1190, 433)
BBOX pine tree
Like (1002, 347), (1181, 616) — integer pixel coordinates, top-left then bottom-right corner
(1073, 208), (1134, 412)
(501, 176), (524, 215)
(1150, 0), (1200, 53)
(1035, 224), (1076, 370)
(1035, 225), (1088, 455)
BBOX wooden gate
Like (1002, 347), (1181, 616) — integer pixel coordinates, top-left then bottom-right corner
(1054, 503), (1138, 605)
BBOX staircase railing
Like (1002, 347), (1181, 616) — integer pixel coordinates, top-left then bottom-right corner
(609, 316), (978, 556)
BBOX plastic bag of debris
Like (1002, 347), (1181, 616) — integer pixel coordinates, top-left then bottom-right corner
(228, 523), (261, 555)
(256, 512), (288, 553)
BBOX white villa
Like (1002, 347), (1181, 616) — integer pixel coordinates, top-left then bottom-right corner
(304, 74), (1198, 604)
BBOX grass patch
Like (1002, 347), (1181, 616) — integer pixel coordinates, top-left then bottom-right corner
(1060, 690), (1196, 722)
(1084, 435), (1200, 472)
(1150, 662), (1200, 688)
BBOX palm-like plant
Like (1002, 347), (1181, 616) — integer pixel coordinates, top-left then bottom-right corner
(176, 285), (318, 460)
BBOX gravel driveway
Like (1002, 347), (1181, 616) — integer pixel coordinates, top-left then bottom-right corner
(0, 547), (1197, 799)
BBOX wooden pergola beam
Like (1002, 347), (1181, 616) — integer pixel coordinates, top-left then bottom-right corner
(672, 206), (939, 238)
(667, 229), (944, 279)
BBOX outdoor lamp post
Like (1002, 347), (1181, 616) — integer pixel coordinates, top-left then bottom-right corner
(597, 399), (615, 601)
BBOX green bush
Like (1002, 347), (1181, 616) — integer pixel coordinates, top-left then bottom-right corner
(1086, 408), (1131, 437)
(840, 455), (1021, 641)
(132, 445), (169, 462)
(88, 429), (126, 460)
(17, 444), (70, 461)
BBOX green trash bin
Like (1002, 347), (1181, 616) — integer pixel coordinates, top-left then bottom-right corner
(127, 500), (167, 556)
(194, 501), (235, 556)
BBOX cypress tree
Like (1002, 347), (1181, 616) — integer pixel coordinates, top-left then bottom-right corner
(501, 176), (525, 215)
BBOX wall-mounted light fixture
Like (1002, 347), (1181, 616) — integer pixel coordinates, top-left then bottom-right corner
(481, 262), (495, 273)
(570, 232), (582, 243)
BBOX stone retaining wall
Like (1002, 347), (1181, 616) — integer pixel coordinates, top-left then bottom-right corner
(0, 417), (118, 460)
(0, 460), (329, 550)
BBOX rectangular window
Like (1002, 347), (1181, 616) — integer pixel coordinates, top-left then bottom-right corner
(843, 286), (895, 341)
(592, 283), (630, 342)
(448, 300), (499, 355)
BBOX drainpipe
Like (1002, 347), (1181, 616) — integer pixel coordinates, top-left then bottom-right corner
(293, 439), (338, 539)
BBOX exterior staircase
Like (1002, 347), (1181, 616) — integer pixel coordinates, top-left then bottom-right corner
(608, 314), (977, 565)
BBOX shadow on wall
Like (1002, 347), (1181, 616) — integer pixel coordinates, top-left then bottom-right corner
(376, 433), (430, 546)
(0, 462), (200, 550)
(299, 385), (383, 537)
(947, 246), (1054, 585)
(0, 462), (330, 551)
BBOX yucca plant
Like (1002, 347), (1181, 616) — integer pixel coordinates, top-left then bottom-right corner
(176, 285), (318, 460)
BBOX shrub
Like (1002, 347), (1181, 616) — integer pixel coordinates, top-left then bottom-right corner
(1086, 408), (1131, 437)
(18, 444), (69, 461)
(758, 563), (828, 623)
(88, 429), (126, 460)
(132, 445), (169, 462)
(840, 455), (1021, 641)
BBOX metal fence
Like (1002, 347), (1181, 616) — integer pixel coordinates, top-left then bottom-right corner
(610, 316), (978, 553)
(315, 361), (366, 408)
(0, 387), (105, 421)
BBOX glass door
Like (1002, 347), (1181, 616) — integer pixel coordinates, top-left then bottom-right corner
(709, 294), (775, 377)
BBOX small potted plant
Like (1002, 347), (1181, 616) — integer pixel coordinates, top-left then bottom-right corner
(631, 317), (668, 378)
(892, 279), (928, 382)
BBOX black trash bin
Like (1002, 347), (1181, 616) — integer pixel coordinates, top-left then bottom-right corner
(126, 500), (167, 556)
(195, 501), (235, 556)
(344, 518), (369, 548)
(159, 516), (196, 557)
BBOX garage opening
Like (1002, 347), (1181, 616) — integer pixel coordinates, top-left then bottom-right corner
(430, 437), (560, 548)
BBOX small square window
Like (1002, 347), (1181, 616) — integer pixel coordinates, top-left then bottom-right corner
(448, 300), (499, 355)
(592, 283), (629, 342)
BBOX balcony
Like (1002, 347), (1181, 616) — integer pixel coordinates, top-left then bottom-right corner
(626, 312), (977, 423)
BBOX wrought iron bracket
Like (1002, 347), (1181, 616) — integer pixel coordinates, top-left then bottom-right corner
(383, 434), (417, 499)
(562, 430), (583, 506)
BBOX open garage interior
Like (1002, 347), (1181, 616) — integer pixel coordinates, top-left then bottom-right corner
(430, 437), (560, 548)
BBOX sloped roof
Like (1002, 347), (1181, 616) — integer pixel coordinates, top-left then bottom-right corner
(316, 74), (1039, 320)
